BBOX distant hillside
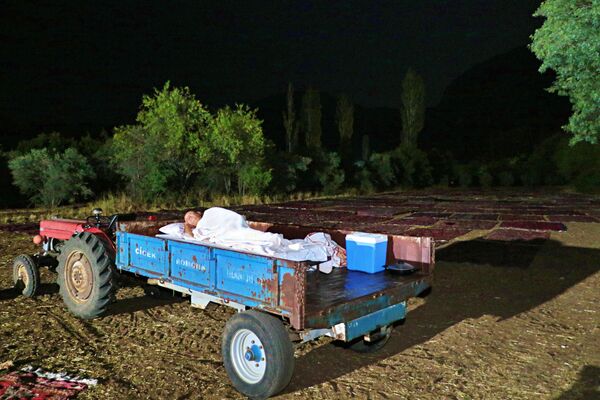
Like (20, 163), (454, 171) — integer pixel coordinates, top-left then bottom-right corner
(423, 46), (570, 160)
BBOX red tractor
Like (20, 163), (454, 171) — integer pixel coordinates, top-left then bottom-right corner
(12, 208), (137, 318)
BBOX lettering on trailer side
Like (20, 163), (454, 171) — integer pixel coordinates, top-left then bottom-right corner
(175, 258), (206, 271)
(135, 246), (157, 259)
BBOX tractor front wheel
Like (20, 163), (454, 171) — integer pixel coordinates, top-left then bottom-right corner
(12, 254), (40, 298)
(57, 232), (115, 319)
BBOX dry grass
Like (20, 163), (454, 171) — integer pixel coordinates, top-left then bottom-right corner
(0, 191), (325, 224)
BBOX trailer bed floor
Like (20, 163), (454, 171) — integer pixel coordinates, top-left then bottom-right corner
(304, 268), (428, 320)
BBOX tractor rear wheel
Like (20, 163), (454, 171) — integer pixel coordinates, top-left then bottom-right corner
(12, 254), (40, 298)
(57, 232), (115, 319)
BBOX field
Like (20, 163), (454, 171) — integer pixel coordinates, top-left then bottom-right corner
(0, 189), (599, 399)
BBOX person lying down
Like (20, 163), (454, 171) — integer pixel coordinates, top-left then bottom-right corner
(159, 207), (346, 273)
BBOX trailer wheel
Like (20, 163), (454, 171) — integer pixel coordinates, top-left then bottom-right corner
(57, 232), (115, 319)
(222, 310), (294, 399)
(12, 255), (40, 298)
(347, 325), (392, 353)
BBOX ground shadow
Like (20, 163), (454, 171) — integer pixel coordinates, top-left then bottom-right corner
(0, 287), (19, 301)
(0, 283), (58, 301)
(286, 238), (600, 393)
(105, 294), (186, 317)
(555, 365), (600, 400)
(37, 282), (59, 296)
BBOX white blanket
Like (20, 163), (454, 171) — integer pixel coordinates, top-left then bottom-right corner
(159, 207), (343, 272)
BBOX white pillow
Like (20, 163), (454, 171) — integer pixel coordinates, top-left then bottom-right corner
(159, 222), (185, 237)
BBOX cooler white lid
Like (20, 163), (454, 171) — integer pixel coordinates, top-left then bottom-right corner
(346, 231), (388, 244)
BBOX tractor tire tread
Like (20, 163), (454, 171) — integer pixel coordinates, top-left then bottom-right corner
(57, 232), (115, 319)
(12, 254), (40, 298)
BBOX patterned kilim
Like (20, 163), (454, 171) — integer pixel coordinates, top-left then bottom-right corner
(0, 368), (93, 400)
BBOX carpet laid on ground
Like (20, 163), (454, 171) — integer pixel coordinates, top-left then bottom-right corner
(0, 366), (96, 399)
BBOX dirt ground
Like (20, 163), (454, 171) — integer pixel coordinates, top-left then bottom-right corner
(0, 220), (599, 398)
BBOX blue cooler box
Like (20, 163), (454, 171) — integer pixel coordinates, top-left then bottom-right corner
(345, 232), (388, 274)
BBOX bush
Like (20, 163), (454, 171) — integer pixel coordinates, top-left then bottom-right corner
(9, 148), (95, 207)
(390, 144), (433, 188)
(353, 160), (375, 193)
(477, 165), (493, 187)
(554, 138), (600, 193)
(455, 164), (473, 187)
(268, 151), (312, 193)
(368, 152), (396, 189)
(497, 171), (515, 187)
(313, 152), (345, 194)
(428, 148), (457, 185)
(520, 135), (564, 186)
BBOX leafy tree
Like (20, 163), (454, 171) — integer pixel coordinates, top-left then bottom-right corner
(9, 148), (94, 207)
(531, 0), (600, 143)
(400, 68), (426, 146)
(112, 125), (170, 200)
(282, 83), (299, 153)
(336, 94), (354, 159)
(14, 132), (75, 154)
(136, 82), (212, 186)
(301, 87), (322, 149)
(112, 82), (211, 200)
(207, 104), (271, 195)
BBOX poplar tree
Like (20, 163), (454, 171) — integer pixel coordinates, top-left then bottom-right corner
(336, 94), (354, 158)
(400, 68), (426, 146)
(301, 87), (322, 149)
(282, 82), (299, 153)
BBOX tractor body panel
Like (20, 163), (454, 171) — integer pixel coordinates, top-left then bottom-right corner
(39, 219), (85, 240)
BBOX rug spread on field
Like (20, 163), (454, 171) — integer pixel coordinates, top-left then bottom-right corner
(0, 366), (96, 399)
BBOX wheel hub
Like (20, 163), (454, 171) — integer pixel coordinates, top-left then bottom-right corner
(65, 251), (93, 302)
(231, 329), (266, 384)
(16, 264), (29, 287)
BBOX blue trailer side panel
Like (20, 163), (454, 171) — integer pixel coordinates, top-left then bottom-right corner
(122, 233), (168, 277)
(214, 249), (276, 306)
(168, 240), (213, 289)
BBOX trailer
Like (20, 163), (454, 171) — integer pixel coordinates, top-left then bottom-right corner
(12, 210), (434, 399)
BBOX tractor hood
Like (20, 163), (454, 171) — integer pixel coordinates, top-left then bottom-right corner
(39, 219), (86, 240)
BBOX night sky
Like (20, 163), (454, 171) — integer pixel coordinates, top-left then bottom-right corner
(1, 0), (542, 140)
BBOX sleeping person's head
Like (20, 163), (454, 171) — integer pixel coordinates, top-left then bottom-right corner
(185, 210), (203, 227)
(183, 210), (203, 236)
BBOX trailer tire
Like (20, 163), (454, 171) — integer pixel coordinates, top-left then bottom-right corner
(57, 232), (115, 319)
(346, 325), (392, 353)
(222, 310), (294, 399)
(12, 255), (40, 298)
